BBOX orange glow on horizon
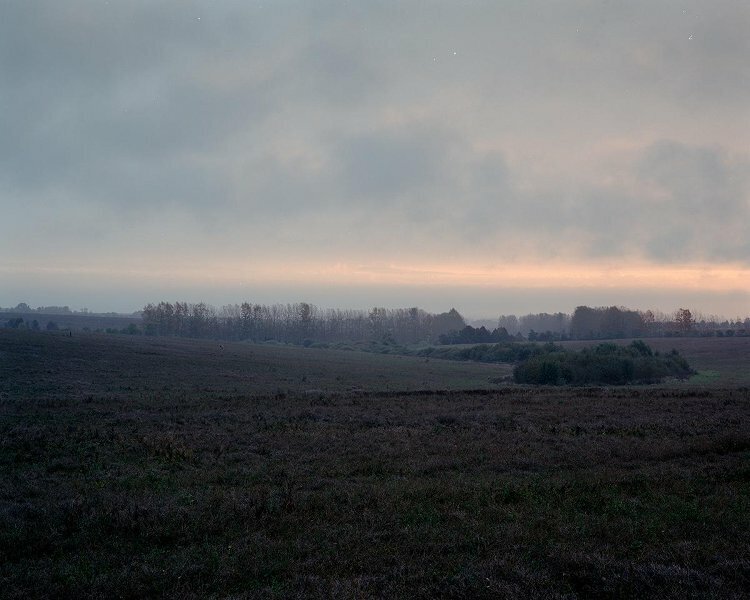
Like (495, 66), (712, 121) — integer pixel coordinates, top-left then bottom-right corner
(5, 261), (749, 293)
(297, 262), (750, 292)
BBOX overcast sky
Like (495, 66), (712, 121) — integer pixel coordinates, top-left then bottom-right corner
(2, 1), (749, 317)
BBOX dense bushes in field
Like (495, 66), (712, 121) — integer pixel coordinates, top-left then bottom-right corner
(438, 325), (516, 344)
(513, 340), (693, 385)
(417, 340), (691, 385)
(417, 342), (562, 363)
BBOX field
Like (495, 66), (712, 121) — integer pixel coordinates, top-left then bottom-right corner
(1, 331), (749, 598)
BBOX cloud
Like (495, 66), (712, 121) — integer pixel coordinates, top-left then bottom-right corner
(634, 141), (750, 261)
(0, 0), (748, 303)
(336, 127), (452, 202)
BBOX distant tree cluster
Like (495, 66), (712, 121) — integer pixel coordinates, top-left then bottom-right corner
(0, 303), (136, 317)
(513, 341), (694, 385)
(438, 325), (516, 345)
(569, 306), (647, 339)
(497, 307), (749, 341)
(670, 309), (750, 338)
(141, 301), (466, 345)
(0, 303), (72, 314)
(3, 317), (44, 331)
(497, 313), (571, 337)
(438, 313), (569, 345)
(461, 308), (664, 343)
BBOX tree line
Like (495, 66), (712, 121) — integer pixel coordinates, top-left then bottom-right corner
(137, 301), (749, 344)
(4, 299), (747, 343)
(570, 306), (750, 339)
(0, 303), (86, 315)
(140, 302), (467, 345)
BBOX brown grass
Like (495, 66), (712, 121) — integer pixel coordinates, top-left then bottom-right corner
(1, 331), (749, 598)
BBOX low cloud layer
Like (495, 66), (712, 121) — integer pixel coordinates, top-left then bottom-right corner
(1, 1), (748, 311)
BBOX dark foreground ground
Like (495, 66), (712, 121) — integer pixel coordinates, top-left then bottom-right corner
(1, 331), (749, 598)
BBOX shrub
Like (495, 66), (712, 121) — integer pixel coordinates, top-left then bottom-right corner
(514, 341), (693, 385)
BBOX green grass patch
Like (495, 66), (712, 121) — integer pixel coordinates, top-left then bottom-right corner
(690, 370), (721, 383)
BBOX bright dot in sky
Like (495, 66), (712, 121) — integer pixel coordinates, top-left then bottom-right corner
(453, 51), (457, 55)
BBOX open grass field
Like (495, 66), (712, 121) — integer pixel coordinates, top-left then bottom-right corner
(0, 330), (512, 400)
(1, 330), (749, 598)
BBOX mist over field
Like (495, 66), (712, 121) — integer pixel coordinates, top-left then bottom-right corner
(3, 276), (750, 322)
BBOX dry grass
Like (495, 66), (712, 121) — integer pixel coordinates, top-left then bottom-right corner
(1, 331), (749, 598)
(0, 330), (511, 401)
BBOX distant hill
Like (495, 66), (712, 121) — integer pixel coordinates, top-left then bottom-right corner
(1, 312), (140, 332)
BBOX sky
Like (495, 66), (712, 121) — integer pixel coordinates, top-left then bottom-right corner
(1, 0), (749, 318)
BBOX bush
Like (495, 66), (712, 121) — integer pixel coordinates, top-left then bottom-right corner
(514, 341), (693, 385)
(416, 342), (562, 364)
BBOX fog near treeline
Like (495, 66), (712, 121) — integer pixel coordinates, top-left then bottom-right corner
(135, 301), (750, 345)
(3, 300), (748, 342)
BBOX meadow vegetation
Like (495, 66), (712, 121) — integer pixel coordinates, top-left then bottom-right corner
(1, 330), (749, 598)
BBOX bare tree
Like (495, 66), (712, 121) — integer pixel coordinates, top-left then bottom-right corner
(674, 308), (694, 333)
